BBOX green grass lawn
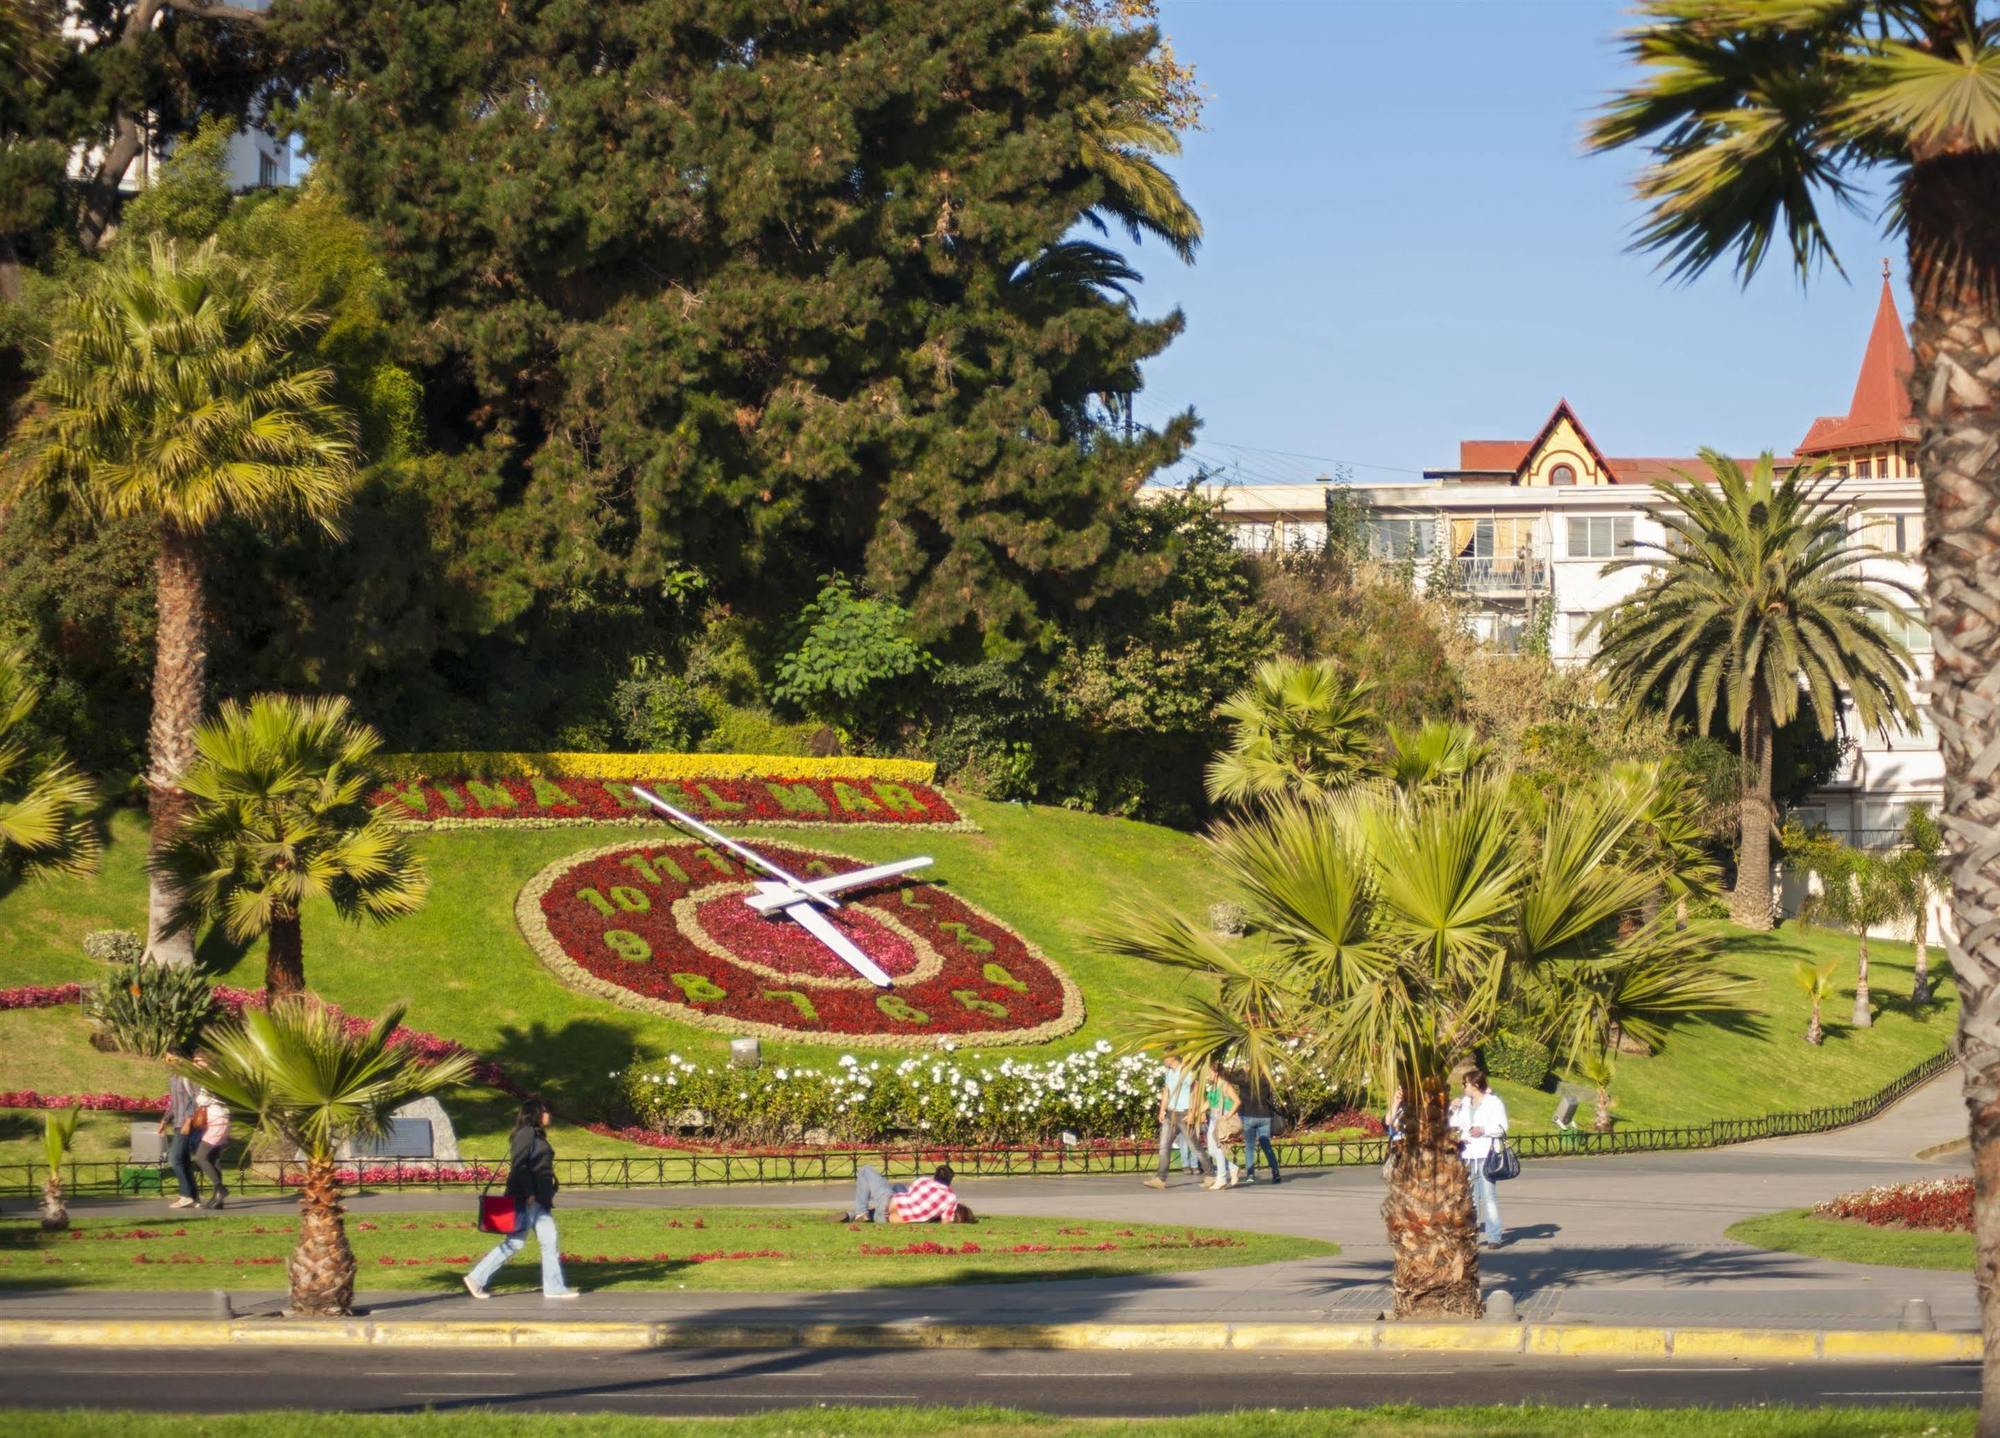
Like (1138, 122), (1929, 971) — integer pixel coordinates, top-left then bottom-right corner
(0, 799), (1960, 1162)
(0, 1407), (1970, 1437)
(0, 1207), (1331, 1292)
(1726, 1208), (1973, 1271)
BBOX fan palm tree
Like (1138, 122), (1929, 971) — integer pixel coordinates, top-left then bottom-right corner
(1795, 959), (1840, 1047)
(1205, 659), (1381, 807)
(39, 1106), (78, 1231)
(192, 998), (472, 1316)
(1382, 720), (1491, 797)
(1591, 7), (2000, 1409)
(16, 238), (359, 966)
(155, 694), (426, 998)
(1101, 769), (1732, 1317)
(1797, 842), (1915, 1031)
(1899, 803), (1946, 1005)
(1609, 760), (1724, 929)
(1574, 1050), (1617, 1134)
(1586, 455), (1916, 931)
(0, 648), (97, 883)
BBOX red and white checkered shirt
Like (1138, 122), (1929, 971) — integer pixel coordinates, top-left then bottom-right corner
(890, 1177), (958, 1224)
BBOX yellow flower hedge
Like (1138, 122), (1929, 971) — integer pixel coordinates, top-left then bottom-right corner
(378, 751), (938, 784)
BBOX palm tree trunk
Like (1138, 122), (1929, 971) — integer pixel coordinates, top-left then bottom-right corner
(1905, 217), (2000, 1437)
(39, 1176), (67, 1232)
(265, 909), (306, 998)
(1731, 693), (1775, 931)
(1913, 904), (1934, 1006)
(1852, 932), (1874, 1029)
(289, 1154), (356, 1316)
(144, 524), (206, 969)
(1592, 1087), (1612, 1133)
(1675, 894), (1689, 931)
(1381, 1083), (1480, 1318)
(1806, 999), (1823, 1047)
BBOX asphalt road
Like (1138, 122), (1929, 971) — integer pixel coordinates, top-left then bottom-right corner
(2, 1346), (1978, 1416)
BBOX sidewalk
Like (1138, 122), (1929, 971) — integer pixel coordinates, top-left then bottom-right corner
(4, 1069), (1975, 1345)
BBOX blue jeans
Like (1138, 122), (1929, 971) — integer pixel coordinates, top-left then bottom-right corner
(1468, 1162), (1502, 1244)
(166, 1131), (200, 1200)
(852, 1165), (907, 1222)
(468, 1201), (569, 1294)
(1239, 1116), (1280, 1182)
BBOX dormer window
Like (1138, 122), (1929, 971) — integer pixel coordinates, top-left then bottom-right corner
(1550, 463), (1577, 486)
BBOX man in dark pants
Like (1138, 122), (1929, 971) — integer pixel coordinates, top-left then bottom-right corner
(1235, 1069), (1282, 1185)
(158, 1070), (202, 1208)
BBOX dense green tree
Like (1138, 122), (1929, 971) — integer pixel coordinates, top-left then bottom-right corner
(278, 0), (1198, 657)
(1587, 455), (1916, 932)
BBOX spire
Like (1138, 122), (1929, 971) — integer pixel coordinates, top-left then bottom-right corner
(1794, 271), (1917, 455)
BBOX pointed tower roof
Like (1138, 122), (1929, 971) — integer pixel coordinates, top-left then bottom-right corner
(1796, 271), (1918, 455)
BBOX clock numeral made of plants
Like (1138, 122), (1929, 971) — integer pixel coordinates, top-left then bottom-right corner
(515, 841), (1084, 1048)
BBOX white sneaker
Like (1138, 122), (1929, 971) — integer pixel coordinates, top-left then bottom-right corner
(544, 1289), (581, 1300)
(462, 1276), (490, 1300)
(169, 1197), (197, 1210)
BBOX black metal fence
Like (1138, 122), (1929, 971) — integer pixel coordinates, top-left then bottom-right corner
(0, 1047), (1957, 1201)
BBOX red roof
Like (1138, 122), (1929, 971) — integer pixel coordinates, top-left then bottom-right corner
(1796, 277), (1917, 454)
(1458, 440), (1531, 471)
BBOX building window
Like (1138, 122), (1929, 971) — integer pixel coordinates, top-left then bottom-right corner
(1549, 463), (1576, 486)
(1855, 457), (1873, 478)
(1878, 607), (1933, 653)
(1367, 516), (1433, 561)
(258, 153), (279, 188)
(1567, 515), (1634, 558)
(1859, 512), (1924, 554)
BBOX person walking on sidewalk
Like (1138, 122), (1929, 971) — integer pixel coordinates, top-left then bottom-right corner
(190, 1084), (230, 1210)
(1449, 1066), (1508, 1248)
(1235, 1068), (1281, 1185)
(159, 1069), (203, 1209)
(1201, 1064), (1241, 1190)
(464, 1100), (580, 1299)
(1144, 1056), (1213, 1190)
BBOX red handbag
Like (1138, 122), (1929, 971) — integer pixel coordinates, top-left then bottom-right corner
(476, 1183), (526, 1235)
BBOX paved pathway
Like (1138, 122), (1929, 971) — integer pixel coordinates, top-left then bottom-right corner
(9, 1071), (1975, 1331)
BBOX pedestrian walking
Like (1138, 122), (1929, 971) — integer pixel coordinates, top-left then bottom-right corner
(190, 1084), (230, 1210)
(838, 1164), (975, 1224)
(1448, 1067), (1508, 1248)
(1143, 1055), (1214, 1190)
(1201, 1064), (1241, 1189)
(159, 1068), (203, 1209)
(1235, 1068), (1281, 1185)
(464, 1099), (580, 1299)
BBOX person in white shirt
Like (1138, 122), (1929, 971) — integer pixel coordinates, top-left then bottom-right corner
(1447, 1066), (1508, 1248)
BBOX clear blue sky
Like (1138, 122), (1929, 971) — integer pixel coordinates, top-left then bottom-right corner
(1135, 0), (1910, 485)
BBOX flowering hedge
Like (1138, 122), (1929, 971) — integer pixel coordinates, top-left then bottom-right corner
(0, 984), (88, 1011)
(1811, 1178), (1972, 1232)
(519, 840), (1083, 1048)
(371, 774), (969, 832)
(0, 1089), (163, 1114)
(379, 751), (936, 783)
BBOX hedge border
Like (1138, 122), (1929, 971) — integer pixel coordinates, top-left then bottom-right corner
(380, 752), (936, 783)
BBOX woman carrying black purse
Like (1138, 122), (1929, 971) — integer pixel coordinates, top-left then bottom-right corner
(463, 1099), (580, 1299)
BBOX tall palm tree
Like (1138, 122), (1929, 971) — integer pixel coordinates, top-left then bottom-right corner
(1101, 769), (1731, 1317)
(0, 647), (97, 882)
(1075, 65), (1203, 265)
(1591, 7), (2000, 1413)
(156, 694), (427, 998)
(18, 237), (359, 965)
(1586, 455), (1916, 931)
(1899, 802), (1946, 1005)
(1205, 658), (1381, 807)
(193, 998), (472, 1316)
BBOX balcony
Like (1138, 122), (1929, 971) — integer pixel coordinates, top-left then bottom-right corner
(1457, 556), (1549, 594)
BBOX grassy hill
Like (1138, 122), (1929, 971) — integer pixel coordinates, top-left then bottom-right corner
(0, 797), (1957, 1163)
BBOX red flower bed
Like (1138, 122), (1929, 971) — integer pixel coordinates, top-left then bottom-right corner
(373, 775), (966, 830)
(520, 840), (1083, 1047)
(0, 1089), (163, 1114)
(0, 984), (88, 1010)
(1812, 1177), (1973, 1232)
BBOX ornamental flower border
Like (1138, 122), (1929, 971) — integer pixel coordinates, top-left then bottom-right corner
(515, 840), (1086, 1050)
(379, 751), (937, 783)
(372, 774), (978, 834)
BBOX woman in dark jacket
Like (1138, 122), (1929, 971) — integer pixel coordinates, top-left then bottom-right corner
(463, 1100), (578, 1299)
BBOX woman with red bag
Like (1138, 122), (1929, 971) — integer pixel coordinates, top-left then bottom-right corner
(463, 1100), (580, 1299)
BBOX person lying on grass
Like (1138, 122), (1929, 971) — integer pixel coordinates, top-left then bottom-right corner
(839, 1164), (977, 1224)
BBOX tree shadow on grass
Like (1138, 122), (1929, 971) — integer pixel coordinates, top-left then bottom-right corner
(487, 1018), (648, 1126)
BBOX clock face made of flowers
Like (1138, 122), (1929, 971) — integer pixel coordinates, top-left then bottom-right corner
(516, 840), (1084, 1048)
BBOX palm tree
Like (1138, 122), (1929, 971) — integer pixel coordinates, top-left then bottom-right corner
(1795, 960), (1839, 1047)
(39, 1106), (78, 1231)
(1074, 64), (1203, 265)
(1586, 455), (1917, 931)
(0, 648), (97, 882)
(1574, 1050), (1616, 1134)
(1899, 803), (1946, 1005)
(155, 694), (427, 998)
(1102, 769), (1732, 1317)
(1607, 760), (1724, 931)
(1797, 843), (1914, 1031)
(1205, 659), (1380, 807)
(1382, 720), (1491, 796)
(18, 238), (359, 965)
(192, 998), (472, 1316)
(1591, 8), (2000, 1411)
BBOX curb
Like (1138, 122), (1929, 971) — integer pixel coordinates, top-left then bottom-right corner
(0, 1317), (1976, 1362)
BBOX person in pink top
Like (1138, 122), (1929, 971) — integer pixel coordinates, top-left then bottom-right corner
(191, 1086), (231, 1210)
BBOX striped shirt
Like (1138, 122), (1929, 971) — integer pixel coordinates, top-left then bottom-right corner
(890, 1177), (958, 1223)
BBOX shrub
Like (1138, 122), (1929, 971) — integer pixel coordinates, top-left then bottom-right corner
(1484, 1030), (1554, 1089)
(82, 930), (144, 965)
(611, 673), (720, 752)
(771, 576), (933, 740)
(85, 963), (216, 1057)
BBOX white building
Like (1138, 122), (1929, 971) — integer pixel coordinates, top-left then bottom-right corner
(1191, 276), (1940, 856)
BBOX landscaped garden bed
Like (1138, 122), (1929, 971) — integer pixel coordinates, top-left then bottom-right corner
(1726, 1177), (1975, 1270)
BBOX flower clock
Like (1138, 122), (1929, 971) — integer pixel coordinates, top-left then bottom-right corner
(518, 841), (1083, 1047)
